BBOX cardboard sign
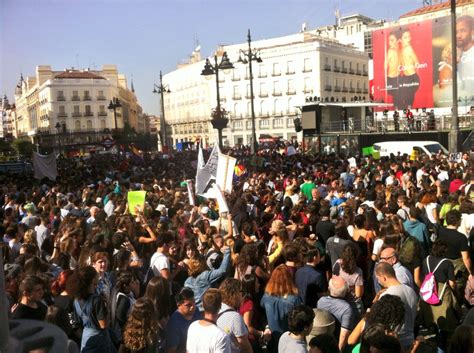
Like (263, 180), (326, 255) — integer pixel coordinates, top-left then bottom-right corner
(128, 191), (146, 215)
(348, 157), (357, 168)
(216, 153), (237, 194)
(203, 144), (220, 177)
(286, 145), (297, 156)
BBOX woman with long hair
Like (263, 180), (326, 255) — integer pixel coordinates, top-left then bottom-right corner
(71, 266), (115, 352)
(235, 243), (269, 282)
(260, 264), (301, 353)
(110, 271), (140, 345)
(333, 243), (364, 313)
(143, 276), (171, 328)
(240, 274), (271, 353)
(122, 298), (163, 353)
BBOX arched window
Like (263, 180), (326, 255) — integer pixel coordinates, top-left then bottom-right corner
(75, 120), (81, 131)
(100, 120), (106, 129)
(86, 120), (93, 130)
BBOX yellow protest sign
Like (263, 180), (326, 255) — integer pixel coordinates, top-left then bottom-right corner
(128, 191), (146, 215)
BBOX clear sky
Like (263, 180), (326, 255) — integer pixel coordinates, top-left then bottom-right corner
(1, 0), (419, 115)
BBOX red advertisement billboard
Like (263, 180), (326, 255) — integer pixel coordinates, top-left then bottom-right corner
(372, 9), (474, 110)
(372, 20), (434, 110)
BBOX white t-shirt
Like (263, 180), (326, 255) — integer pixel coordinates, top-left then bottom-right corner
(372, 238), (384, 258)
(425, 203), (439, 224)
(149, 251), (170, 276)
(186, 320), (231, 353)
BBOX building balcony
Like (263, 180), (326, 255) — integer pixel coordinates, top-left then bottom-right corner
(232, 95), (242, 100)
(342, 87), (348, 93)
(333, 66), (341, 72)
(349, 88), (355, 93)
(356, 88), (362, 93)
(84, 112), (94, 117)
(231, 77), (240, 81)
(302, 68), (312, 73)
(325, 85), (332, 92)
(97, 96), (107, 101)
(259, 93), (268, 98)
(363, 71), (368, 76)
(258, 74), (267, 78)
(272, 91), (282, 96)
(245, 94), (252, 99)
(72, 96), (80, 101)
(356, 70), (362, 75)
(286, 90), (296, 95)
(83, 96), (92, 101)
(334, 86), (341, 92)
(57, 96), (66, 101)
(349, 69), (355, 74)
(58, 113), (68, 118)
(303, 89), (312, 94)
(286, 70), (295, 75)
(363, 89), (369, 94)
(341, 68), (348, 74)
(72, 112), (82, 117)
(98, 112), (107, 116)
(272, 72), (281, 77)
(324, 65), (332, 71)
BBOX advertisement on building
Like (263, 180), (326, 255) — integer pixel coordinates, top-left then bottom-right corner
(372, 8), (473, 110)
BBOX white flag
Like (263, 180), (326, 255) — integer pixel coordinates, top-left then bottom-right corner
(204, 144), (220, 177)
(32, 152), (58, 181)
(197, 144), (205, 169)
(216, 152), (236, 194)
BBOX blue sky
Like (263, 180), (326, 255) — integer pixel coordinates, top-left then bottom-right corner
(1, 0), (418, 115)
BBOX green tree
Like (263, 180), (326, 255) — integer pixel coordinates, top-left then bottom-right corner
(11, 139), (34, 159)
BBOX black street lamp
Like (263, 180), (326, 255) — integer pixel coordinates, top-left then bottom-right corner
(153, 71), (171, 150)
(238, 29), (262, 155)
(108, 97), (122, 135)
(55, 122), (61, 154)
(201, 51), (234, 150)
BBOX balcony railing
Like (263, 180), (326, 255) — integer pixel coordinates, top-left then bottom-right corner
(325, 85), (333, 91)
(324, 65), (331, 71)
(72, 96), (80, 101)
(72, 112), (82, 117)
(356, 70), (362, 75)
(333, 66), (341, 72)
(272, 72), (281, 77)
(58, 113), (68, 118)
(272, 91), (282, 96)
(349, 88), (355, 93)
(84, 112), (94, 117)
(342, 87), (348, 92)
(259, 93), (268, 98)
(363, 71), (368, 76)
(286, 70), (295, 75)
(334, 86), (341, 92)
(97, 96), (107, 101)
(231, 76), (240, 81)
(83, 96), (92, 101)
(98, 112), (107, 116)
(356, 88), (362, 93)
(258, 73), (267, 78)
(287, 90), (296, 95)
(349, 69), (355, 74)
(57, 96), (66, 101)
(341, 68), (348, 74)
(233, 95), (242, 100)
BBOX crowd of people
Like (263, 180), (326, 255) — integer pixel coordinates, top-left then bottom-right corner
(2, 146), (474, 353)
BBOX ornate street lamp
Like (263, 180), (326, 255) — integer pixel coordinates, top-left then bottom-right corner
(238, 29), (262, 154)
(153, 71), (171, 150)
(201, 51), (234, 150)
(108, 97), (122, 135)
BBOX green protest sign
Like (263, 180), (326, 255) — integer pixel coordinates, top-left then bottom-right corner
(128, 191), (146, 215)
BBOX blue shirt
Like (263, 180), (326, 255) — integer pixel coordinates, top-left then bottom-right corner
(295, 264), (324, 308)
(165, 309), (201, 353)
(260, 294), (301, 335)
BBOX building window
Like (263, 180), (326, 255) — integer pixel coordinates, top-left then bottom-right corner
(303, 58), (312, 72)
(233, 86), (241, 99)
(272, 63), (281, 76)
(287, 79), (295, 94)
(286, 61), (295, 74)
(304, 77), (312, 93)
(246, 84), (251, 99)
(73, 105), (80, 117)
(232, 69), (240, 81)
(259, 64), (266, 78)
(274, 118), (284, 127)
(233, 121), (242, 129)
(86, 120), (93, 129)
(72, 91), (79, 101)
(98, 90), (105, 100)
(273, 81), (281, 96)
(245, 67), (250, 80)
(85, 105), (92, 116)
(100, 120), (106, 129)
(260, 119), (270, 128)
(84, 90), (91, 100)
(260, 82), (268, 97)
(57, 91), (65, 101)
(75, 120), (81, 130)
(59, 106), (65, 114)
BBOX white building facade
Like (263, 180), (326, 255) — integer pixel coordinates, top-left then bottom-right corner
(164, 32), (369, 147)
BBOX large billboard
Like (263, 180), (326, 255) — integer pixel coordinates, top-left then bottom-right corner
(372, 8), (474, 110)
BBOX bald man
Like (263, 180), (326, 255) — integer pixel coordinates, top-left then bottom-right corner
(378, 247), (414, 290)
(375, 262), (417, 351)
(317, 276), (358, 351)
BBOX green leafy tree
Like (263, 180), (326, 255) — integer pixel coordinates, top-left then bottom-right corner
(11, 139), (34, 159)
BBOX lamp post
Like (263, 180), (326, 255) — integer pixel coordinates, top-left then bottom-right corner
(201, 52), (234, 150)
(55, 122), (61, 155)
(238, 29), (262, 155)
(108, 97), (122, 135)
(153, 71), (171, 151)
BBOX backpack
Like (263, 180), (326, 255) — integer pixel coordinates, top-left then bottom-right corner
(420, 256), (448, 305)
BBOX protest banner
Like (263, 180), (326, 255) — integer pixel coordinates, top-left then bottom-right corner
(213, 184), (229, 214)
(216, 153), (236, 194)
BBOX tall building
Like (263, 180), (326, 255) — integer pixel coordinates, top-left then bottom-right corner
(0, 95), (16, 139)
(164, 32), (369, 147)
(13, 65), (147, 153)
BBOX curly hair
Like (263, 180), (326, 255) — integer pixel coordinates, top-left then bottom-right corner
(123, 298), (159, 352)
(236, 243), (258, 277)
(219, 278), (242, 310)
(366, 294), (405, 331)
(340, 243), (359, 275)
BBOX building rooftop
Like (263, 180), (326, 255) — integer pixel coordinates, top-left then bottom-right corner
(400, 0), (471, 18)
(54, 70), (106, 80)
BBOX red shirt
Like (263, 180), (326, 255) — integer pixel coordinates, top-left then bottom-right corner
(449, 179), (463, 194)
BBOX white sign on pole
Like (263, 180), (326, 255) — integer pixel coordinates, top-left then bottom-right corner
(216, 153), (237, 194)
(186, 179), (195, 205)
(213, 184), (229, 214)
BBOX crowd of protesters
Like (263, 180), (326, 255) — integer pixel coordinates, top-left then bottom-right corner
(2, 145), (474, 353)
